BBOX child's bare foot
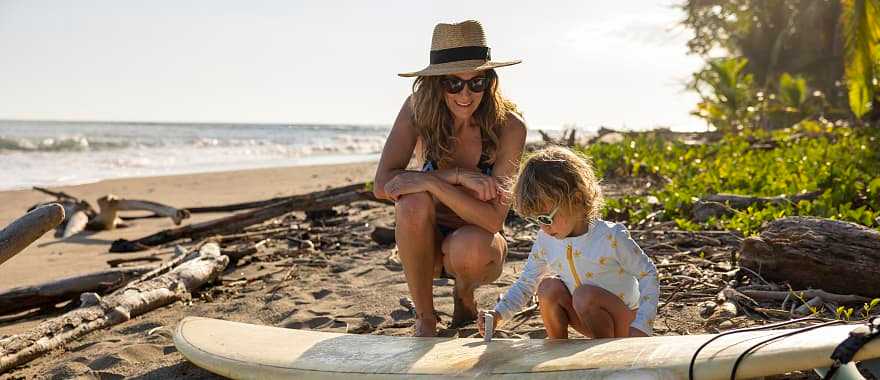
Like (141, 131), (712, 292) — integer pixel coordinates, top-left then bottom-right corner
(451, 287), (478, 327)
(413, 312), (439, 337)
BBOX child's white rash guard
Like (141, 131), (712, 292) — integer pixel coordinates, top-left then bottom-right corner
(494, 220), (660, 335)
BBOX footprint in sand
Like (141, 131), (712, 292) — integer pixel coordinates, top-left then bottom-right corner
(87, 343), (168, 371)
(311, 289), (333, 299)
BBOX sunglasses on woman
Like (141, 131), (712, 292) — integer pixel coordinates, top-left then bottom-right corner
(441, 76), (490, 94)
(524, 205), (560, 226)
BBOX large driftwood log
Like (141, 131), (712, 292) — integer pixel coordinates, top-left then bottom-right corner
(110, 185), (376, 252)
(740, 217), (880, 297)
(0, 204), (65, 267)
(0, 243), (228, 374)
(0, 266), (153, 316)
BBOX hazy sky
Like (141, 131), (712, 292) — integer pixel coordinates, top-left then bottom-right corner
(0, 1), (707, 131)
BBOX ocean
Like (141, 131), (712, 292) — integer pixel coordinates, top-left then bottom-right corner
(0, 120), (553, 191)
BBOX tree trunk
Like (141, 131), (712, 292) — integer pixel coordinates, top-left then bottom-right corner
(0, 266), (153, 316)
(739, 216), (880, 297)
(0, 244), (228, 374)
(0, 204), (65, 267)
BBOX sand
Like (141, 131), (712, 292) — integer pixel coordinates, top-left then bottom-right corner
(0, 162), (377, 290)
(0, 162), (768, 380)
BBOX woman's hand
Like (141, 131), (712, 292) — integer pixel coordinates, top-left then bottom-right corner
(477, 310), (501, 337)
(384, 172), (433, 201)
(457, 170), (498, 202)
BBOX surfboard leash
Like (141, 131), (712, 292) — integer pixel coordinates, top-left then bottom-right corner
(729, 319), (845, 380)
(687, 316), (830, 380)
(822, 316), (880, 380)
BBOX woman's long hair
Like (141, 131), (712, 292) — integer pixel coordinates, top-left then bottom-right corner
(410, 69), (519, 168)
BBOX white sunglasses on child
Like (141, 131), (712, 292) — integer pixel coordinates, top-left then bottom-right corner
(524, 205), (560, 226)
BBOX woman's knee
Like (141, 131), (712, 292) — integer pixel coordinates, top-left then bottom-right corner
(395, 192), (435, 228)
(442, 226), (502, 277)
(537, 278), (569, 305)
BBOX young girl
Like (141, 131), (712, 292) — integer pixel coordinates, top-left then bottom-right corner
(479, 146), (659, 339)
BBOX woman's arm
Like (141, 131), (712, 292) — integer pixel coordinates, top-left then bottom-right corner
(424, 114), (527, 232)
(373, 97), (420, 200)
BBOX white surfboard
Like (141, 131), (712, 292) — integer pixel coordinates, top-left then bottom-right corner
(174, 317), (880, 379)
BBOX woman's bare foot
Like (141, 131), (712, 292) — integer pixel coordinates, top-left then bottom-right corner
(413, 312), (439, 337)
(451, 287), (478, 327)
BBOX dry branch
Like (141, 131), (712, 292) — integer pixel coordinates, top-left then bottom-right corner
(0, 204), (65, 267)
(110, 184), (375, 252)
(738, 289), (871, 305)
(0, 243), (228, 374)
(0, 266), (153, 316)
(704, 190), (822, 209)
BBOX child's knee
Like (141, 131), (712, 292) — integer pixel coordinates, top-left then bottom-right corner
(537, 278), (569, 303)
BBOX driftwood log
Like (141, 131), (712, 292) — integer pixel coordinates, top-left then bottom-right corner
(110, 183), (377, 252)
(0, 243), (228, 374)
(0, 266), (153, 316)
(740, 216), (880, 297)
(88, 195), (190, 230)
(0, 204), (65, 267)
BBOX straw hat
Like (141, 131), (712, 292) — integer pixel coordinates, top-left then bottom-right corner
(398, 20), (521, 77)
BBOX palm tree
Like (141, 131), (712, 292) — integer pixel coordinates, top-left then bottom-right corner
(840, 0), (880, 121)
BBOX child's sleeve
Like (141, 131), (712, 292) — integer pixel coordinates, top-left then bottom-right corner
(493, 234), (549, 322)
(612, 224), (659, 336)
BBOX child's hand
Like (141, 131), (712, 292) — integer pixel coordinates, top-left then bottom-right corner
(477, 310), (501, 337)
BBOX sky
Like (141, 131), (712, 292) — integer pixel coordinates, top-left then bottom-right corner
(0, 0), (708, 131)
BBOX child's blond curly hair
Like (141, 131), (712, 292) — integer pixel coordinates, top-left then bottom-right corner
(511, 146), (604, 223)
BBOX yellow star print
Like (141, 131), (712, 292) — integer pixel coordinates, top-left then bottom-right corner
(574, 249), (582, 258)
(618, 267), (625, 276)
(599, 256), (609, 266)
(617, 292), (625, 301)
(585, 271), (594, 279)
(610, 238), (619, 249)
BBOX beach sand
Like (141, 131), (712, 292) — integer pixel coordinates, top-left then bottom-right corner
(0, 162), (377, 290)
(0, 162), (716, 380)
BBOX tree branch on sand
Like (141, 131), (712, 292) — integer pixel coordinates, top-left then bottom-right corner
(0, 243), (228, 374)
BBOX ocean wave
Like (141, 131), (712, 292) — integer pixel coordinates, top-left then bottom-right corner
(0, 136), (132, 152)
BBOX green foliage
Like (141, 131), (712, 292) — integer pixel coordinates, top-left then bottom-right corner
(863, 298), (880, 318)
(681, 0), (847, 108)
(691, 57), (756, 133)
(682, 0), (880, 123)
(840, 0), (880, 119)
(778, 73), (808, 108)
(588, 124), (880, 235)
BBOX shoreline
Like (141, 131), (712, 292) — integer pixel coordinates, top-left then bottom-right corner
(0, 161), (379, 292)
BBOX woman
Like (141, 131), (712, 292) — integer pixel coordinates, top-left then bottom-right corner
(373, 20), (527, 337)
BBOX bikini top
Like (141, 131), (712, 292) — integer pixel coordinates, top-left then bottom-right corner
(421, 153), (494, 176)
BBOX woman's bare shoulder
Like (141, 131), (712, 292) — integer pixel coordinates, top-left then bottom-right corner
(499, 110), (527, 139)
